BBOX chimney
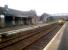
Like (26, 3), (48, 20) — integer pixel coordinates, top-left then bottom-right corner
(4, 5), (8, 10)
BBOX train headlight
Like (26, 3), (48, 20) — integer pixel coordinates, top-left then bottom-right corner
(58, 20), (62, 23)
(58, 20), (63, 23)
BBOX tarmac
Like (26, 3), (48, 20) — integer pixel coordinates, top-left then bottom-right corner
(44, 22), (68, 50)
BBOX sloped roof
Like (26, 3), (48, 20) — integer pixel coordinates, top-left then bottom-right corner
(0, 7), (37, 17)
(41, 13), (49, 17)
(7, 9), (37, 17)
(0, 7), (5, 14)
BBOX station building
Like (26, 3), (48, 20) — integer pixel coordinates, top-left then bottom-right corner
(0, 5), (38, 28)
(40, 13), (50, 23)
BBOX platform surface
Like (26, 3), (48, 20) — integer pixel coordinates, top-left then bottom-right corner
(44, 22), (68, 50)
(0, 22), (56, 35)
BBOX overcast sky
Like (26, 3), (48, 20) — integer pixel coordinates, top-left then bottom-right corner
(0, 0), (68, 16)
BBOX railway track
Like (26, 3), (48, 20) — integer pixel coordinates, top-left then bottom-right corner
(0, 23), (64, 50)
(23, 23), (63, 50)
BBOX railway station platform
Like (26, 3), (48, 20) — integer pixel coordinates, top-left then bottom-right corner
(44, 22), (68, 50)
(0, 22), (55, 33)
(0, 22), (56, 38)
